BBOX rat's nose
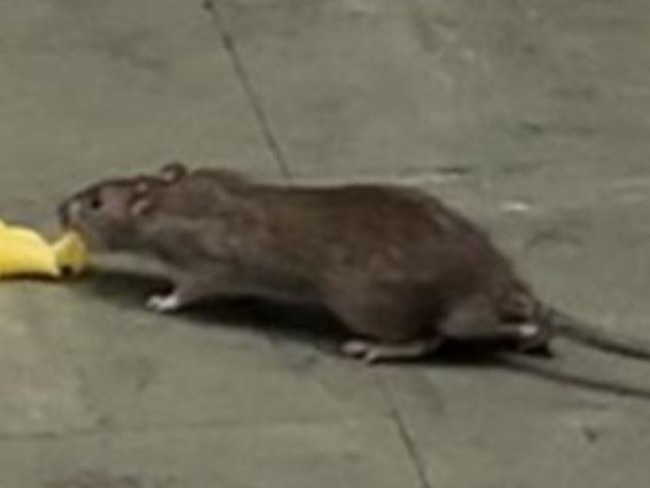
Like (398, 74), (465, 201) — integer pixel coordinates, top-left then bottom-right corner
(58, 200), (80, 228)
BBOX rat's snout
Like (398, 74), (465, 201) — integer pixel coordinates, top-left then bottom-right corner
(58, 199), (82, 228)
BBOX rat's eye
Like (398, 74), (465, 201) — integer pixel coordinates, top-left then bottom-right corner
(88, 194), (103, 210)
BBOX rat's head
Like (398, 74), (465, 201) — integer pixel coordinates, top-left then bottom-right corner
(58, 177), (155, 252)
(58, 163), (188, 251)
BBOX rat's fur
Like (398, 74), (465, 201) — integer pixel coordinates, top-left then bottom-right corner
(59, 164), (650, 374)
(60, 164), (548, 357)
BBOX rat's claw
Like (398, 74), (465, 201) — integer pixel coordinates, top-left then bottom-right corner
(518, 323), (540, 338)
(341, 340), (382, 364)
(342, 338), (441, 363)
(341, 340), (371, 357)
(146, 294), (181, 313)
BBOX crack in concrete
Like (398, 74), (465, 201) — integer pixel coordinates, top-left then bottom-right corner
(377, 373), (433, 488)
(199, 4), (428, 485)
(202, 0), (293, 181)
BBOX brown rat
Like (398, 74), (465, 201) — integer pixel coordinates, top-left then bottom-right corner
(58, 163), (650, 397)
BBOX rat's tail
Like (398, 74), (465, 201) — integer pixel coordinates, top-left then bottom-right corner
(539, 303), (650, 362)
(497, 351), (650, 400)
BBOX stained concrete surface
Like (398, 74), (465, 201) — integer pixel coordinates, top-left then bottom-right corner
(1, 0), (650, 487)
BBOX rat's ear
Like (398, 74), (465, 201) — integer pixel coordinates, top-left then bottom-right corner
(129, 195), (154, 216)
(129, 179), (154, 216)
(134, 179), (150, 195)
(160, 161), (187, 182)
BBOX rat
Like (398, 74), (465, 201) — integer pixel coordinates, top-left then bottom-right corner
(58, 163), (650, 397)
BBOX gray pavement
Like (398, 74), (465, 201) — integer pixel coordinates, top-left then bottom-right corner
(1, 1), (650, 487)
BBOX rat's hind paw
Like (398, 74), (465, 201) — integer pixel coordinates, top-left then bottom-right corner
(341, 338), (440, 363)
(146, 293), (181, 313)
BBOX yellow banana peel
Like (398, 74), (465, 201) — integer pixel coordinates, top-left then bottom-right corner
(0, 220), (89, 279)
(52, 229), (89, 275)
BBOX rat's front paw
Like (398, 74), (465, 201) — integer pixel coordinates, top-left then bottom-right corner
(146, 293), (181, 313)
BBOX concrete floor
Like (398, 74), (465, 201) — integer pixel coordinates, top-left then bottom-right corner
(1, 0), (650, 487)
